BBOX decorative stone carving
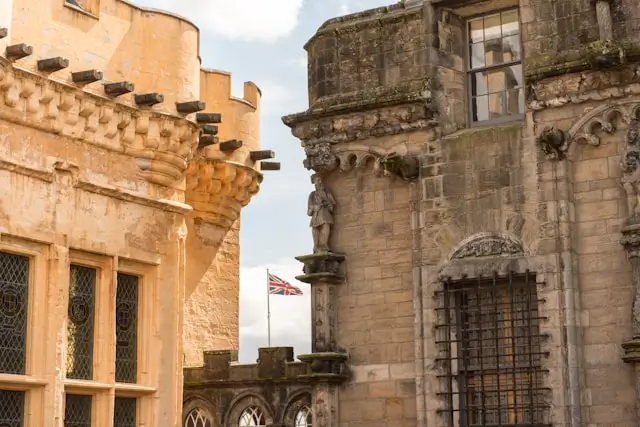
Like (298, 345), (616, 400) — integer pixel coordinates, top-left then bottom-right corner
(0, 57), (200, 188)
(297, 353), (349, 383)
(620, 220), (640, 365)
(450, 233), (524, 260)
(537, 126), (570, 160)
(586, 39), (626, 69)
(564, 100), (640, 149)
(303, 141), (339, 173)
(621, 120), (640, 217)
(295, 253), (345, 284)
(308, 175), (336, 253)
(378, 152), (420, 181)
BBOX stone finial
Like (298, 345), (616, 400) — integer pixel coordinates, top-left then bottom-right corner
(537, 126), (570, 160)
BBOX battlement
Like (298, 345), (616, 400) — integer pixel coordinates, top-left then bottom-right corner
(184, 347), (307, 385)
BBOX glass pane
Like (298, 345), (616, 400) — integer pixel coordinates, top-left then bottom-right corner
(0, 252), (29, 375)
(114, 397), (137, 427)
(472, 72), (488, 96)
(501, 10), (519, 36)
(484, 38), (503, 67)
(0, 390), (24, 427)
(506, 64), (523, 90)
(64, 394), (92, 427)
(186, 408), (211, 427)
(66, 265), (97, 380)
(469, 18), (484, 43)
(115, 273), (139, 384)
(483, 14), (501, 40)
(469, 43), (485, 69)
(486, 69), (506, 93)
(503, 35), (521, 62)
(489, 92), (505, 118)
(506, 88), (525, 115)
(472, 95), (489, 122)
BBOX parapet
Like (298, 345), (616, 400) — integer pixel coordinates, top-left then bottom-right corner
(184, 347), (307, 385)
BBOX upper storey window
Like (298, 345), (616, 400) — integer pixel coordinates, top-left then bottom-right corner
(467, 9), (524, 125)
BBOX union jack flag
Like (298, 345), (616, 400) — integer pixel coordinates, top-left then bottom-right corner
(268, 273), (303, 296)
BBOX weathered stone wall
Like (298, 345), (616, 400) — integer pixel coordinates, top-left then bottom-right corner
(183, 347), (311, 427)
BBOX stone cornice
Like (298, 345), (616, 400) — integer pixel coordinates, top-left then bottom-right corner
(0, 156), (191, 214)
(186, 159), (262, 228)
(0, 57), (200, 188)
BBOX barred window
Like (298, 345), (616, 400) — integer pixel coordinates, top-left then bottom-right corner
(467, 9), (524, 124)
(64, 394), (92, 427)
(436, 272), (549, 426)
(114, 397), (137, 427)
(66, 265), (97, 380)
(115, 273), (139, 384)
(0, 252), (29, 375)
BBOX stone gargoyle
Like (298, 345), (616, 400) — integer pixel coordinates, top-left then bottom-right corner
(537, 126), (570, 160)
(377, 152), (419, 181)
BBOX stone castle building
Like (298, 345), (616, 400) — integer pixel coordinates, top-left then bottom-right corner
(0, 0), (278, 425)
(184, 1), (640, 427)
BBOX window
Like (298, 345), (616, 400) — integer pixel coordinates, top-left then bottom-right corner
(184, 408), (211, 427)
(115, 273), (139, 384)
(0, 252), (29, 375)
(66, 265), (97, 380)
(239, 407), (265, 427)
(467, 9), (524, 124)
(437, 273), (549, 426)
(295, 405), (312, 427)
(0, 390), (25, 427)
(114, 397), (137, 427)
(64, 394), (92, 427)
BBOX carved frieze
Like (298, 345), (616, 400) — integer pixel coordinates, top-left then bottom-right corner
(450, 233), (524, 260)
(0, 57), (200, 188)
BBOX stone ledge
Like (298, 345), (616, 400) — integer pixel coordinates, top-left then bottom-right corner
(0, 57), (200, 188)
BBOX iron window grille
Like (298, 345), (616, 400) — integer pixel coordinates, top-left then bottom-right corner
(0, 390), (25, 427)
(66, 265), (97, 380)
(115, 273), (139, 384)
(0, 252), (29, 375)
(435, 271), (551, 427)
(64, 394), (92, 427)
(466, 9), (524, 125)
(114, 397), (137, 427)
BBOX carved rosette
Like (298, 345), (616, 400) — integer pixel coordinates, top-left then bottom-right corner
(0, 57), (200, 188)
(185, 159), (262, 228)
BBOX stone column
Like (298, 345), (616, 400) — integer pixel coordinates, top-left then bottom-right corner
(594, 0), (613, 41)
(295, 253), (348, 427)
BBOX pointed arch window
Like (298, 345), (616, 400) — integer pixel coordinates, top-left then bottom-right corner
(294, 405), (312, 427)
(239, 406), (265, 427)
(184, 408), (211, 427)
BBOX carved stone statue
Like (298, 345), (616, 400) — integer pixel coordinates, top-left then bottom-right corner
(537, 126), (569, 159)
(308, 175), (336, 253)
(621, 120), (640, 218)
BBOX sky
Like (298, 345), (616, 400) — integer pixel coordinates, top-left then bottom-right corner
(131, 0), (394, 362)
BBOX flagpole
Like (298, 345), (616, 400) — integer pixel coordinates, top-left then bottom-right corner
(266, 268), (272, 347)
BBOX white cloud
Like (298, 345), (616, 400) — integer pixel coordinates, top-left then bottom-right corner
(131, 0), (303, 42)
(339, 2), (350, 14)
(238, 259), (311, 362)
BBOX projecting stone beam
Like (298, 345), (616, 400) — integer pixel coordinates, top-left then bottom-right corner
(250, 150), (275, 161)
(201, 125), (218, 135)
(72, 70), (103, 84)
(196, 113), (222, 124)
(104, 82), (134, 97)
(219, 139), (243, 152)
(5, 44), (32, 60)
(0, 28), (7, 39)
(135, 93), (164, 106)
(37, 57), (69, 72)
(198, 135), (219, 148)
(261, 162), (281, 171)
(176, 100), (206, 114)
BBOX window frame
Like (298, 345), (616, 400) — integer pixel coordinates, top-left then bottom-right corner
(464, 7), (525, 128)
(0, 236), (49, 427)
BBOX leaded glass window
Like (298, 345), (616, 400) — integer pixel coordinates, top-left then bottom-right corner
(239, 407), (265, 426)
(114, 397), (137, 427)
(115, 273), (139, 384)
(64, 394), (92, 427)
(66, 265), (97, 380)
(0, 390), (25, 427)
(0, 252), (29, 375)
(184, 408), (211, 427)
(295, 405), (312, 427)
